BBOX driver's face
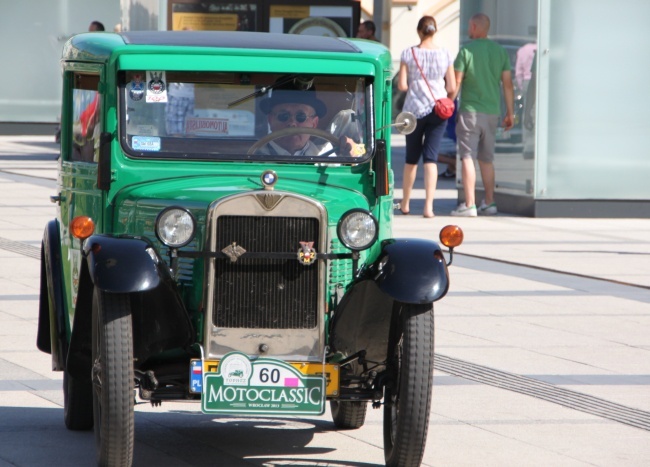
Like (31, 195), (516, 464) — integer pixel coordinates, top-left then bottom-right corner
(268, 103), (319, 153)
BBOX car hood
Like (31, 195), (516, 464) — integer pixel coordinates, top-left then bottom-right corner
(113, 173), (371, 238)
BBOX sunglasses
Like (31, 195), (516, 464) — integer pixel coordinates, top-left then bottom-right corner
(274, 111), (316, 123)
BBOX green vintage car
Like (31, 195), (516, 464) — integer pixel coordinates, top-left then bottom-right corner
(37, 30), (463, 467)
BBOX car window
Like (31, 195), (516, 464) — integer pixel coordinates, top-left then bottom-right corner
(119, 72), (373, 163)
(71, 73), (101, 163)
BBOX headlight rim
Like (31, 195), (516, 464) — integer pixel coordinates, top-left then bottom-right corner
(336, 208), (378, 251)
(155, 206), (196, 248)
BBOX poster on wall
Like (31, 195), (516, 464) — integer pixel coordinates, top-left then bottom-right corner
(269, 5), (354, 37)
(172, 13), (239, 31)
(170, 2), (257, 31)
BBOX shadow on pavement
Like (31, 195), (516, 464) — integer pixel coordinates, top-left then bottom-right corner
(0, 406), (383, 466)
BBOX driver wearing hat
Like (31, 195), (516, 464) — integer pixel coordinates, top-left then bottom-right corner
(259, 78), (327, 156)
(259, 77), (361, 157)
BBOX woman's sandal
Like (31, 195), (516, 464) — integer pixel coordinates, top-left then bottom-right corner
(396, 201), (410, 215)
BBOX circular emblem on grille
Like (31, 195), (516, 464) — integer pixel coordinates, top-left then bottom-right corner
(298, 241), (317, 266)
(261, 170), (278, 189)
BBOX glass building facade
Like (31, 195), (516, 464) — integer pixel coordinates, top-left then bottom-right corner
(460, 0), (650, 217)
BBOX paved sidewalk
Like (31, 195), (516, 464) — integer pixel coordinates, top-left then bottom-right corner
(389, 133), (650, 290)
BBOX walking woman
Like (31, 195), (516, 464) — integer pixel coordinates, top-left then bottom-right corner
(397, 16), (456, 218)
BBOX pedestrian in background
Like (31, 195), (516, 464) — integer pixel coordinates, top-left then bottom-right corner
(397, 16), (456, 218)
(88, 21), (105, 32)
(356, 20), (378, 41)
(451, 13), (514, 217)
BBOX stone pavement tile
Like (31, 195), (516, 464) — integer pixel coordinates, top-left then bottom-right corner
(0, 350), (57, 381)
(0, 405), (95, 467)
(0, 389), (61, 409)
(437, 308), (648, 375)
(426, 383), (650, 466)
(0, 311), (38, 338)
(394, 216), (650, 288)
(0, 297), (40, 319)
(0, 273), (40, 296)
(562, 385), (650, 412)
(490, 420), (650, 466)
(522, 312), (650, 347)
(432, 382), (605, 425)
(544, 344), (649, 375)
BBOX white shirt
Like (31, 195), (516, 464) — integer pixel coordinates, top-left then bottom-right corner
(400, 46), (452, 119)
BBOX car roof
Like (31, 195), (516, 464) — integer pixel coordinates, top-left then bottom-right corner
(120, 31), (362, 54)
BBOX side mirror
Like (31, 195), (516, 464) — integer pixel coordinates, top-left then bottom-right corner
(376, 111), (416, 135)
(393, 112), (416, 135)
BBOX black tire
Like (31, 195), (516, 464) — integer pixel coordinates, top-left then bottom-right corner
(383, 302), (434, 467)
(92, 288), (134, 467)
(63, 369), (93, 430)
(330, 400), (367, 429)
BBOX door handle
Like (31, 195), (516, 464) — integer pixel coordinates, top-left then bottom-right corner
(50, 193), (62, 204)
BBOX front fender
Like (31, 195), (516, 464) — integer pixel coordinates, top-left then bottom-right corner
(83, 234), (161, 293)
(37, 220), (67, 371)
(66, 234), (194, 379)
(375, 238), (449, 304)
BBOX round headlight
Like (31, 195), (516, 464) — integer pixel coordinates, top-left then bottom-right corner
(155, 207), (196, 248)
(337, 209), (378, 251)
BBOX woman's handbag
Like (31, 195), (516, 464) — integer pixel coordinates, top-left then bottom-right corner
(411, 47), (455, 119)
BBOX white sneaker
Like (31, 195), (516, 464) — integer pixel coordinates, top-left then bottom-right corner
(478, 201), (498, 216)
(450, 203), (477, 217)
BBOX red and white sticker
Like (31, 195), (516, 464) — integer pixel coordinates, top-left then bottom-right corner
(146, 71), (168, 103)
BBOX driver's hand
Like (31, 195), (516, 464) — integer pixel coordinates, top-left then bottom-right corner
(339, 136), (365, 157)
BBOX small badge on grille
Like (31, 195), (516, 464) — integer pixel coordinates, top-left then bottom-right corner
(298, 241), (316, 266)
(261, 170), (278, 190)
(222, 242), (246, 262)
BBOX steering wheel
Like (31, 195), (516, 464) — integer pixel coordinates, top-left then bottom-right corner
(247, 127), (340, 155)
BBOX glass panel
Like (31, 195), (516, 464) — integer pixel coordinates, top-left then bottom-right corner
(538, 0), (650, 199)
(459, 0), (539, 198)
(71, 78), (101, 163)
(121, 72), (371, 163)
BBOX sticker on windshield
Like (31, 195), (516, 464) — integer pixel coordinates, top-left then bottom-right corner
(146, 71), (168, 103)
(128, 73), (145, 101)
(132, 136), (161, 151)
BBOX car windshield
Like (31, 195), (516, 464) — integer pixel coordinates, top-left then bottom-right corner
(120, 71), (373, 163)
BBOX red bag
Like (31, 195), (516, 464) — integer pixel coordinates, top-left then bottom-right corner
(411, 47), (455, 120)
(434, 97), (455, 120)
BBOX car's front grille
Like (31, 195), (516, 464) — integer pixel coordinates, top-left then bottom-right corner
(213, 215), (319, 329)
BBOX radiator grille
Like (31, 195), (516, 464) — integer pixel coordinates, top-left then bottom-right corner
(213, 216), (319, 329)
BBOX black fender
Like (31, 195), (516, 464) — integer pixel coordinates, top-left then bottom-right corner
(329, 239), (448, 377)
(82, 234), (162, 293)
(66, 234), (194, 379)
(375, 238), (450, 304)
(37, 220), (67, 371)
(330, 279), (393, 371)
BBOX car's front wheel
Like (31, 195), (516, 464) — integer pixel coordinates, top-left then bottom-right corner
(383, 302), (434, 467)
(91, 288), (134, 467)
